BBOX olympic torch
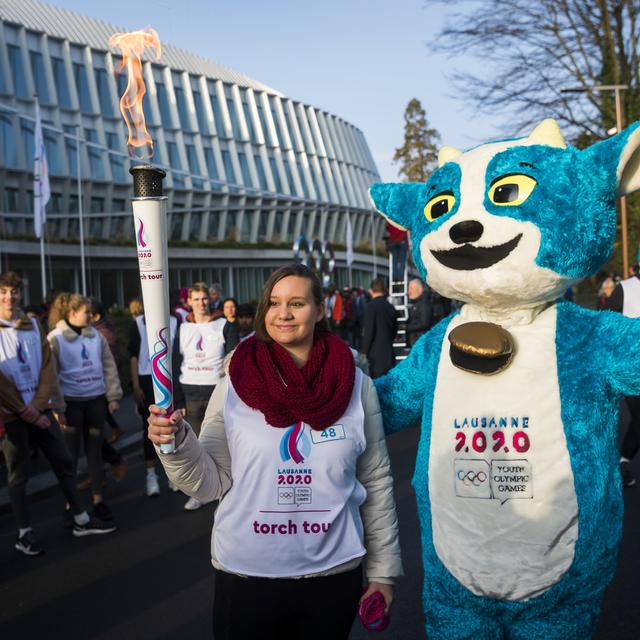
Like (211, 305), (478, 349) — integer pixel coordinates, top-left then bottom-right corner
(109, 28), (175, 452)
(130, 165), (174, 453)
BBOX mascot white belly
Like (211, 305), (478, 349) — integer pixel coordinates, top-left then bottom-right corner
(429, 304), (578, 601)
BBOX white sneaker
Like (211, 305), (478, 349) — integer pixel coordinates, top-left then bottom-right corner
(146, 473), (160, 497)
(168, 480), (180, 493)
(184, 497), (202, 511)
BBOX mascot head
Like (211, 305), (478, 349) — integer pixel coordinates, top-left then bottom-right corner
(370, 119), (640, 308)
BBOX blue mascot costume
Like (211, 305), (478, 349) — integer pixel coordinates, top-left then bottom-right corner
(371, 119), (640, 640)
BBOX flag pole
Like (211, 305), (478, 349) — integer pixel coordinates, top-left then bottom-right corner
(33, 96), (48, 300)
(76, 126), (87, 296)
(370, 209), (377, 279)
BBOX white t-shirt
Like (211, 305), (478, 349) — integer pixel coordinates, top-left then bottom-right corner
(178, 319), (226, 386)
(213, 368), (368, 577)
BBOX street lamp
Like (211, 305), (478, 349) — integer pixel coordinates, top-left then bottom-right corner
(561, 84), (630, 276)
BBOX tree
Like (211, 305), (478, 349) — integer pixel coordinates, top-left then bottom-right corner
(428, 0), (640, 277)
(427, 0), (640, 140)
(393, 99), (441, 183)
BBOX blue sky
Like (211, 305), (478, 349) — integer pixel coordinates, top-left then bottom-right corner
(49, 0), (502, 181)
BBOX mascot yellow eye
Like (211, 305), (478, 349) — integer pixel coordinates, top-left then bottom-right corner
(424, 191), (456, 222)
(488, 174), (537, 206)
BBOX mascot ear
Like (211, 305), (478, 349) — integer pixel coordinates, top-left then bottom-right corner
(369, 182), (425, 231)
(583, 122), (640, 196)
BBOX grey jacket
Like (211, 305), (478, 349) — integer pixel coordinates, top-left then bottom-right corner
(157, 366), (403, 583)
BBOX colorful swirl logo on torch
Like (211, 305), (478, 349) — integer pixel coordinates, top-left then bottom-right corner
(17, 342), (26, 364)
(136, 218), (147, 248)
(279, 421), (311, 464)
(151, 327), (173, 411)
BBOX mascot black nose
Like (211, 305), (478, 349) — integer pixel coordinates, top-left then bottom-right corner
(449, 220), (484, 244)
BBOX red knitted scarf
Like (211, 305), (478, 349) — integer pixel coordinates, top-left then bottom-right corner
(228, 332), (355, 431)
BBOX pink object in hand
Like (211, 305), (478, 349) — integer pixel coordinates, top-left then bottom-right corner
(359, 590), (390, 632)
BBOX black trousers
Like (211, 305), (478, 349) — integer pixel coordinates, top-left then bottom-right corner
(4, 413), (84, 528)
(137, 375), (157, 462)
(212, 565), (362, 640)
(621, 395), (640, 460)
(64, 396), (107, 495)
(183, 384), (215, 437)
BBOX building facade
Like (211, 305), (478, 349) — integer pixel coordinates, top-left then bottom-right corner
(0, 0), (387, 305)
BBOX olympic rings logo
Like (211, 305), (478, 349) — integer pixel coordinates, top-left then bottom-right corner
(457, 470), (487, 486)
(292, 236), (335, 287)
(279, 491), (294, 499)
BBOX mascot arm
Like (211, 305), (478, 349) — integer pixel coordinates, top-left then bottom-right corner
(597, 311), (640, 396)
(374, 316), (452, 435)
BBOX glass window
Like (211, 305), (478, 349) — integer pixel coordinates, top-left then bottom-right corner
(21, 120), (35, 169)
(257, 210), (269, 241)
(85, 129), (105, 179)
(221, 150), (236, 185)
(170, 203), (184, 240)
(226, 210), (238, 241)
(94, 68), (114, 117)
(155, 81), (174, 127)
(286, 211), (298, 241)
(106, 132), (126, 182)
(109, 216), (124, 237)
(43, 126), (62, 175)
(226, 98), (242, 139)
(208, 87), (225, 137)
(274, 210), (284, 238)
(73, 62), (93, 113)
(238, 152), (253, 188)
(283, 158), (297, 196)
(174, 86), (192, 131)
(295, 106), (313, 154)
(112, 198), (126, 213)
(204, 147), (218, 180)
(253, 155), (268, 191)
(256, 102), (272, 145)
(283, 107), (298, 150)
(69, 194), (79, 214)
(1, 115), (18, 168)
(63, 125), (78, 175)
(269, 157), (282, 193)
(29, 51), (49, 103)
(189, 209), (202, 240)
(51, 57), (71, 108)
(90, 216), (103, 238)
(90, 197), (104, 213)
(8, 45), (27, 98)
(3, 188), (19, 212)
(208, 211), (220, 239)
(242, 96), (256, 143)
(166, 141), (184, 187)
(270, 105), (283, 147)
(239, 209), (252, 241)
(192, 90), (208, 133)
(186, 144), (202, 188)
(296, 161), (310, 199)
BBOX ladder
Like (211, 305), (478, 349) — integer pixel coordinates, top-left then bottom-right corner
(388, 251), (410, 361)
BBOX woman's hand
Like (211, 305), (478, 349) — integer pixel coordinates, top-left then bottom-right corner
(147, 404), (182, 446)
(108, 401), (120, 414)
(361, 582), (394, 614)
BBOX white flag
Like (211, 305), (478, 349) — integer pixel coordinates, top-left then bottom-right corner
(346, 214), (354, 266)
(33, 100), (50, 239)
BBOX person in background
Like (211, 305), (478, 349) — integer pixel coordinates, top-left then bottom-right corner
(603, 263), (640, 487)
(172, 283), (239, 510)
(223, 297), (238, 324)
(209, 284), (223, 313)
(0, 272), (114, 556)
(597, 276), (616, 310)
(350, 288), (366, 351)
(361, 278), (398, 379)
(148, 264), (402, 638)
(129, 300), (182, 497)
(171, 288), (189, 323)
(386, 221), (409, 283)
(406, 279), (432, 348)
(129, 298), (144, 319)
(48, 294), (123, 524)
(429, 287), (452, 328)
(236, 304), (255, 342)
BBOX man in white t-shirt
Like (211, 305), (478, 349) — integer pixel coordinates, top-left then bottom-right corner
(172, 282), (239, 510)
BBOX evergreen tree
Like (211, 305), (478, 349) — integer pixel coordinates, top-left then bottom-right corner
(393, 99), (440, 183)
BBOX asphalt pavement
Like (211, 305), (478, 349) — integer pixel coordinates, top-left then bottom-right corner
(1, 405), (640, 639)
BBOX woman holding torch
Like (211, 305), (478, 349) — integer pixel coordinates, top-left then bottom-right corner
(148, 264), (402, 638)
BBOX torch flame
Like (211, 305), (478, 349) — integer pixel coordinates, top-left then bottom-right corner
(109, 27), (161, 161)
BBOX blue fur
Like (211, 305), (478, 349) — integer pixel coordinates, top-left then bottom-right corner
(371, 121), (640, 639)
(375, 303), (637, 639)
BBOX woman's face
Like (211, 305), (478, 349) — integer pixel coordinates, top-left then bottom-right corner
(68, 304), (92, 328)
(223, 300), (237, 321)
(265, 276), (323, 348)
(602, 279), (615, 297)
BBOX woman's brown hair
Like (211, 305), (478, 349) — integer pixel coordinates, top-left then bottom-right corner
(254, 264), (328, 342)
(48, 292), (91, 327)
